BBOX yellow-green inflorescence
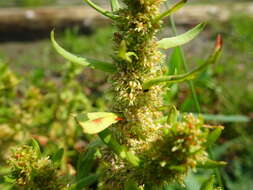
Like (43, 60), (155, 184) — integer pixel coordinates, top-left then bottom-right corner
(99, 0), (220, 189)
(8, 145), (67, 190)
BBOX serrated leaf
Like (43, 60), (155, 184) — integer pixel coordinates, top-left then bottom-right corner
(51, 148), (64, 166)
(200, 175), (215, 190)
(157, 23), (206, 49)
(51, 30), (116, 73)
(206, 127), (223, 147)
(75, 112), (121, 134)
(197, 159), (227, 169)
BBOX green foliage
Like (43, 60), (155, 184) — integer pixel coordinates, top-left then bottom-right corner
(200, 175), (215, 190)
(51, 31), (116, 73)
(158, 23), (206, 49)
(1, 1), (252, 190)
(0, 60), (98, 188)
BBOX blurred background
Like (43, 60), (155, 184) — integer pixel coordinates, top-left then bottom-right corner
(0, 0), (252, 189)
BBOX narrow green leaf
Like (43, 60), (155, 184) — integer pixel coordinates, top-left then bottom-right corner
(197, 159), (227, 169)
(143, 33), (222, 90)
(77, 149), (96, 180)
(157, 23), (206, 49)
(50, 31), (116, 73)
(31, 138), (41, 156)
(206, 127), (223, 147)
(99, 129), (141, 167)
(70, 174), (99, 190)
(75, 112), (121, 134)
(51, 148), (64, 166)
(155, 0), (187, 22)
(110, 0), (120, 11)
(200, 175), (215, 190)
(124, 180), (140, 190)
(83, 0), (118, 19)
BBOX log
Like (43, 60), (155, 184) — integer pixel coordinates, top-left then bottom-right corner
(174, 3), (253, 24)
(0, 3), (252, 40)
(0, 6), (111, 41)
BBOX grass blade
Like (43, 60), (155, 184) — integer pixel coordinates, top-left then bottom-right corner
(202, 114), (250, 123)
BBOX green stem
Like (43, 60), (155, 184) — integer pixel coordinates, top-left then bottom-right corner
(83, 0), (119, 20)
(98, 129), (141, 167)
(170, 15), (201, 113)
(154, 0), (187, 22)
(143, 55), (216, 90)
(208, 148), (225, 190)
(109, 0), (120, 11)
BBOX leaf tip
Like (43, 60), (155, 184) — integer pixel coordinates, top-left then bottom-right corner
(50, 29), (55, 41)
(116, 117), (123, 121)
(215, 34), (223, 51)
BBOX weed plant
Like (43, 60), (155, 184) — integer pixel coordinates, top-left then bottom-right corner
(1, 0), (252, 190)
(52, 0), (223, 189)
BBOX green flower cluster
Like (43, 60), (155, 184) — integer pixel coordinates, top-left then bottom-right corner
(8, 145), (67, 190)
